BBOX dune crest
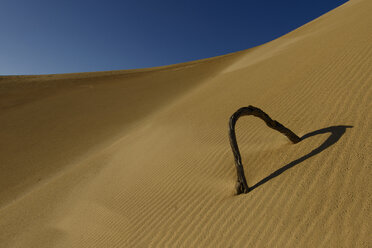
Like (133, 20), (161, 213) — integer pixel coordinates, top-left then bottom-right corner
(0, 0), (371, 247)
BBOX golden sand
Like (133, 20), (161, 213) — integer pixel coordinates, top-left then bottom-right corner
(0, 0), (371, 247)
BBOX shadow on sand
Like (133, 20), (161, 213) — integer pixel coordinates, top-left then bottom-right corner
(249, 125), (353, 192)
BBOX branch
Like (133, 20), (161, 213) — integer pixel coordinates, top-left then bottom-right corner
(229, 105), (301, 195)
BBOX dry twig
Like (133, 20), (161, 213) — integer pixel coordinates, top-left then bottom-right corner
(229, 105), (301, 195)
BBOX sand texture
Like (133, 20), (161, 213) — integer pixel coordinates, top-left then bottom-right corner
(0, 0), (371, 247)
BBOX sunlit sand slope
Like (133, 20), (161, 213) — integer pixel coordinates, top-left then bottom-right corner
(0, 0), (371, 247)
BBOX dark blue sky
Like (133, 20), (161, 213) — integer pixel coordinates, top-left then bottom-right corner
(0, 0), (348, 75)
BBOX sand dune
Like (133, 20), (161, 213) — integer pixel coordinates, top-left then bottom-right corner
(0, 0), (371, 247)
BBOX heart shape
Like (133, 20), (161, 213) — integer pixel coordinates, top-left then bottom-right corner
(228, 105), (352, 195)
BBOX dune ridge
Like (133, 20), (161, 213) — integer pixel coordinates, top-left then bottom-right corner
(0, 0), (371, 247)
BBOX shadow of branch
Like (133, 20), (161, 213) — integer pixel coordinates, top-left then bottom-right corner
(249, 125), (353, 192)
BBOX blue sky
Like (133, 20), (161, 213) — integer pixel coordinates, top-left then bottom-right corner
(0, 0), (348, 75)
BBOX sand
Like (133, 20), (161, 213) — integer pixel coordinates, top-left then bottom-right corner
(0, 0), (371, 247)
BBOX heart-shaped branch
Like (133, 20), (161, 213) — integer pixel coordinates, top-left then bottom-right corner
(229, 105), (301, 195)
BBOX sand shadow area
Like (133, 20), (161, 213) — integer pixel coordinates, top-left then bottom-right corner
(249, 125), (353, 191)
